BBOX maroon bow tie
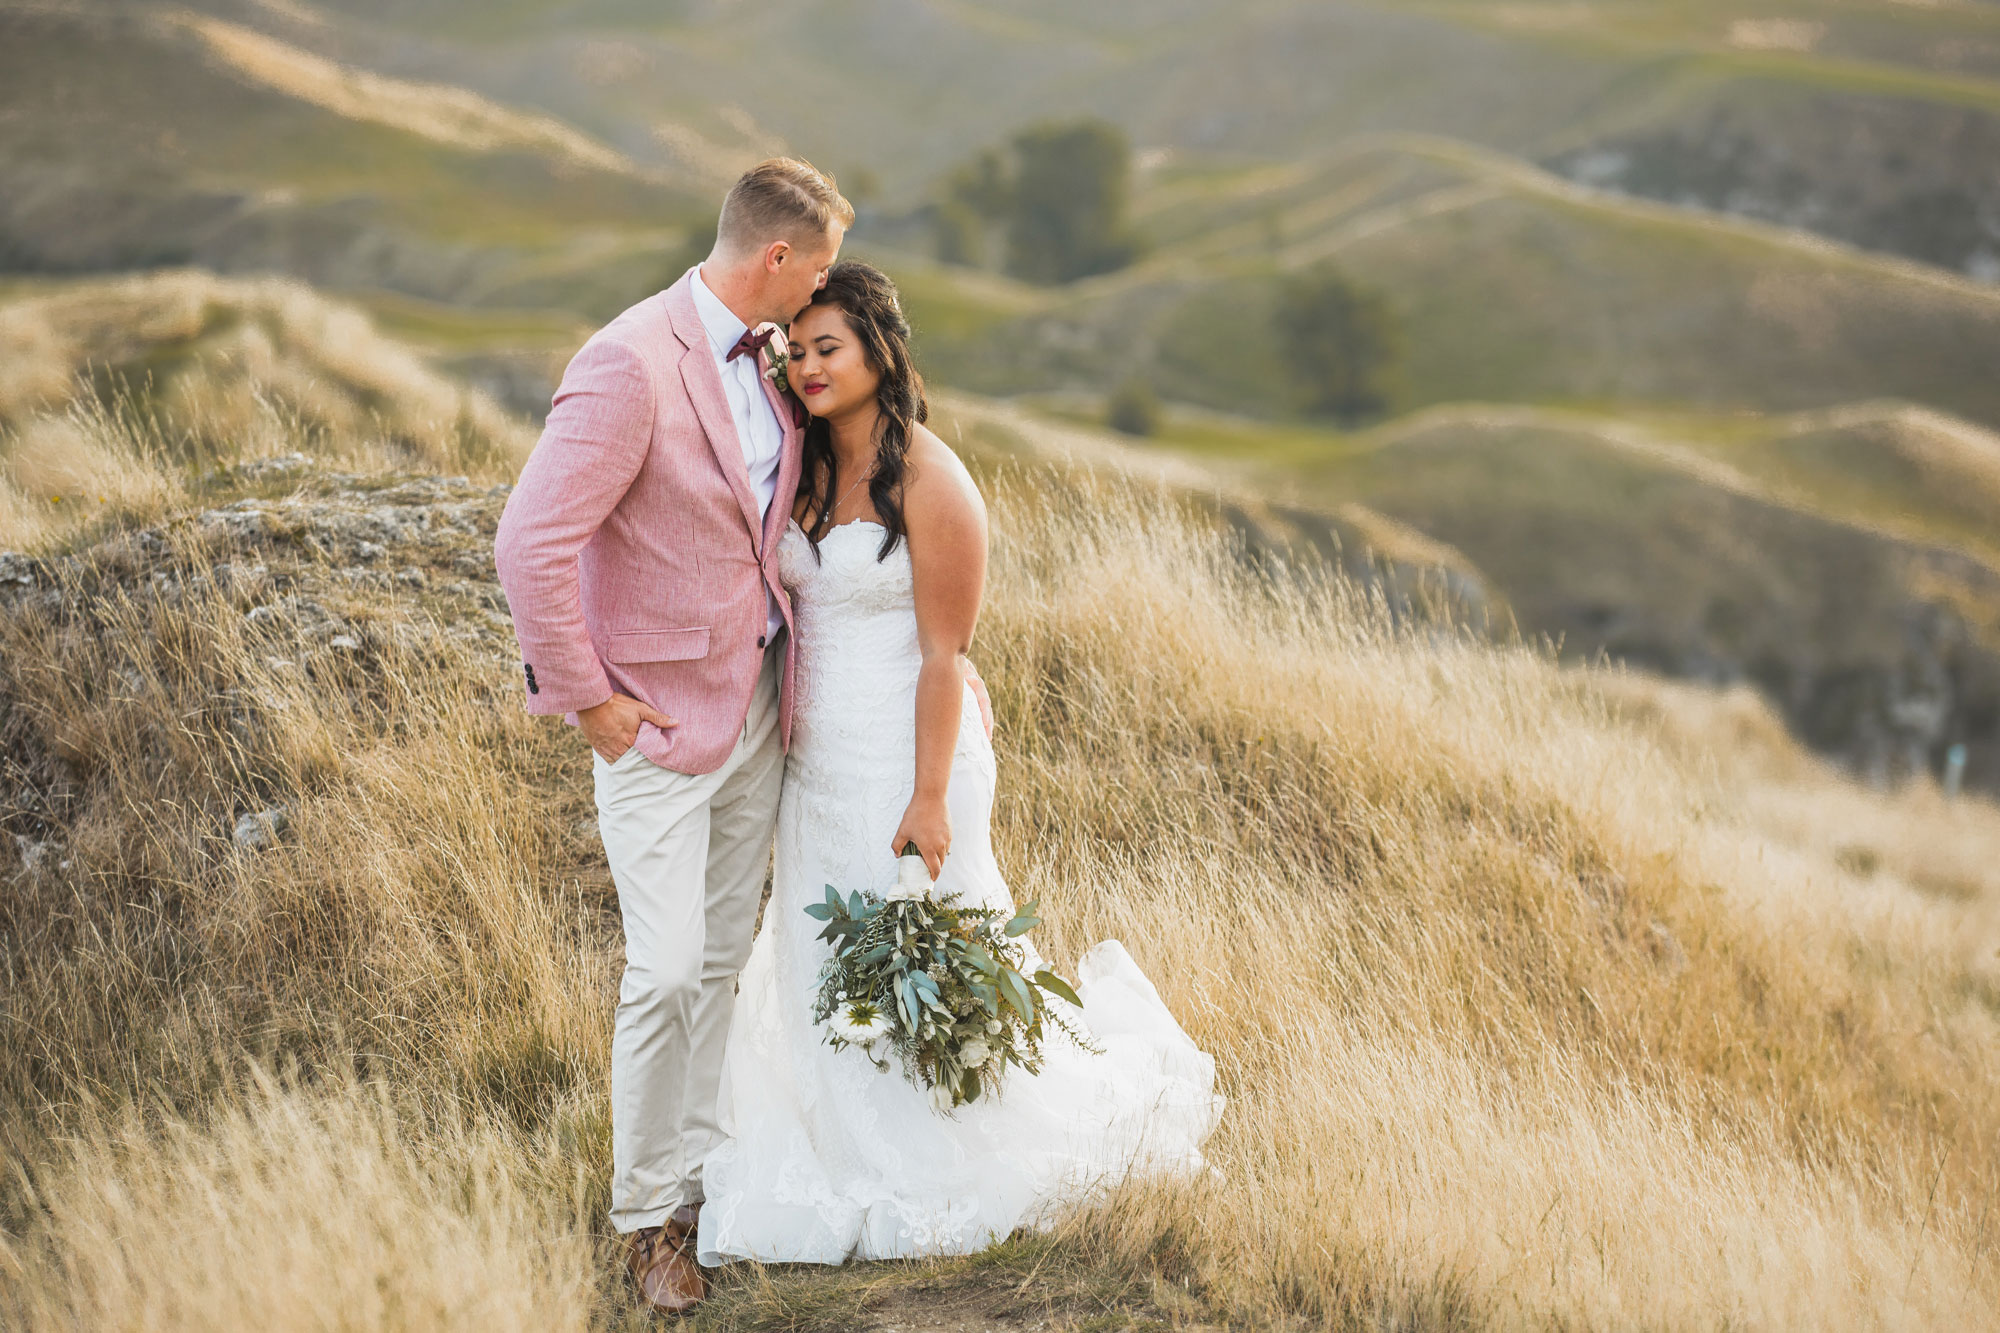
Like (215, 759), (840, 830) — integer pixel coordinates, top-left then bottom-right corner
(725, 323), (808, 427)
(727, 324), (781, 362)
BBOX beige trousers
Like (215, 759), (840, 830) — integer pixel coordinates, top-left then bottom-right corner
(594, 643), (783, 1234)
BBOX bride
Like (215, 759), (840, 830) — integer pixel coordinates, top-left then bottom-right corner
(696, 262), (1222, 1266)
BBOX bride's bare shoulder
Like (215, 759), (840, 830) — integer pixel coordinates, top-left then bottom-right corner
(905, 423), (985, 529)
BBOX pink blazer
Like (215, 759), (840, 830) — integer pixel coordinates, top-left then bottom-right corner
(493, 270), (801, 775)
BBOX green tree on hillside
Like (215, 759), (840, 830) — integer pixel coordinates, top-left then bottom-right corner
(1276, 263), (1400, 424)
(934, 148), (1012, 267)
(931, 121), (1144, 284)
(1004, 120), (1143, 284)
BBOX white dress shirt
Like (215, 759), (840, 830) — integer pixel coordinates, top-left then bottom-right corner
(690, 266), (786, 642)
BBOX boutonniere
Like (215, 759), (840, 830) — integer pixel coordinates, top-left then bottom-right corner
(753, 326), (807, 427)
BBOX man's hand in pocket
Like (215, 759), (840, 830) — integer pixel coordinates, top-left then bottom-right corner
(579, 693), (677, 762)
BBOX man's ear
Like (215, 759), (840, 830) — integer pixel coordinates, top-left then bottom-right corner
(764, 239), (791, 274)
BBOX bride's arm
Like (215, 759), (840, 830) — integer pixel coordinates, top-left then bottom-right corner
(893, 430), (989, 881)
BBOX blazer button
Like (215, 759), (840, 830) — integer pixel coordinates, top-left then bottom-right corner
(756, 634), (767, 649)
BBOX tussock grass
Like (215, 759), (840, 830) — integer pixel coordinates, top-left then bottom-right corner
(1, 430), (1996, 1326)
(978, 480), (1999, 1325)
(0, 270), (532, 551)
(2, 1076), (602, 1333)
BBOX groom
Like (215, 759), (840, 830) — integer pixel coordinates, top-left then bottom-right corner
(494, 158), (850, 1314)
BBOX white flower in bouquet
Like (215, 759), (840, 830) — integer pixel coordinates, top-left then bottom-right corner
(831, 1000), (890, 1044)
(958, 1038), (991, 1068)
(882, 848), (937, 902)
(929, 1082), (957, 1114)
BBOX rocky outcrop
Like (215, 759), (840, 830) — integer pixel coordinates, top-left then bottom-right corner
(0, 462), (520, 872)
(1550, 95), (2000, 281)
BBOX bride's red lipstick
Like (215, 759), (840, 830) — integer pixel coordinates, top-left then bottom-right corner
(802, 382), (828, 395)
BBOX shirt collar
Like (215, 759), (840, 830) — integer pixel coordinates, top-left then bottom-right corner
(689, 266), (751, 361)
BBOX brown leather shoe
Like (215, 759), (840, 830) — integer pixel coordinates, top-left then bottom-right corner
(625, 1204), (705, 1315)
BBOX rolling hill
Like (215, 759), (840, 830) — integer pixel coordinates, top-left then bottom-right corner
(16, 0), (1997, 283)
(893, 136), (2000, 429)
(0, 6), (709, 303)
(944, 390), (2000, 796)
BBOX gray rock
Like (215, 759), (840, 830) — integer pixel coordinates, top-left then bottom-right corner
(199, 505), (271, 543)
(13, 834), (51, 872)
(233, 806), (291, 851)
(1646, 921), (1689, 975)
(0, 552), (37, 588)
(229, 454), (313, 482)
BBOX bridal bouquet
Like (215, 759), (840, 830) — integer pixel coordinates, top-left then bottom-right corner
(804, 846), (1094, 1112)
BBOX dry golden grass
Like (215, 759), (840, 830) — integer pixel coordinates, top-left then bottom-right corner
(984, 482), (2000, 1327)
(1, 407), (1996, 1328)
(0, 270), (532, 551)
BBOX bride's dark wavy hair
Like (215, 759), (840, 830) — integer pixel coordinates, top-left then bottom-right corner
(795, 261), (927, 562)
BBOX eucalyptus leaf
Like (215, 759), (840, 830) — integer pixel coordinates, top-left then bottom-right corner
(1033, 970), (1082, 1008)
(998, 969), (1035, 1022)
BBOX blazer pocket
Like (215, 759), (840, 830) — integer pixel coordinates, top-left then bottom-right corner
(605, 626), (710, 664)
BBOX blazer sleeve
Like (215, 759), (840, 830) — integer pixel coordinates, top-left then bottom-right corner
(493, 335), (655, 715)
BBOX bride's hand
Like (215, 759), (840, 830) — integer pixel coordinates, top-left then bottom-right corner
(891, 800), (952, 881)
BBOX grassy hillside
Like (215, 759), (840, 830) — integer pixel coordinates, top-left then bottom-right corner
(1, 326), (1997, 1327)
(999, 390), (2000, 794)
(281, 0), (2000, 229)
(0, 8), (706, 304)
(24, 0), (1987, 284)
(894, 138), (2000, 429)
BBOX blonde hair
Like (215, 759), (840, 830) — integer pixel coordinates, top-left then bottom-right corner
(715, 157), (854, 257)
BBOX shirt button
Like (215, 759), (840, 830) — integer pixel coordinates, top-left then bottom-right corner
(757, 634), (767, 649)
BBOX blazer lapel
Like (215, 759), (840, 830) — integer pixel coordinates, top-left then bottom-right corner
(760, 362), (804, 555)
(665, 278), (763, 542)
(759, 352), (804, 432)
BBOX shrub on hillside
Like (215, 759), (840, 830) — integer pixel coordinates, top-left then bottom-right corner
(1106, 377), (1161, 437)
(932, 147), (1013, 268)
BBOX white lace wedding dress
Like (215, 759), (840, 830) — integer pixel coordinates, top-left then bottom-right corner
(696, 519), (1223, 1265)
